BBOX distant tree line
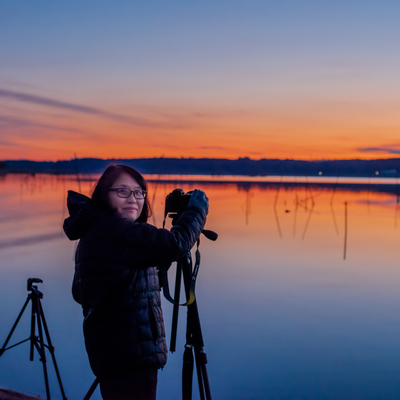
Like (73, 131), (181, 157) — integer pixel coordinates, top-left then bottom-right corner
(3, 157), (400, 177)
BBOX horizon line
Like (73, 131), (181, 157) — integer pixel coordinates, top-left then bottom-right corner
(3, 156), (400, 163)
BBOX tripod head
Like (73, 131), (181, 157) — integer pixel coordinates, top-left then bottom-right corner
(27, 278), (43, 298)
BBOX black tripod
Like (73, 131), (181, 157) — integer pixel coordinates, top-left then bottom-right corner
(0, 278), (67, 400)
(169, 252), (212, 400)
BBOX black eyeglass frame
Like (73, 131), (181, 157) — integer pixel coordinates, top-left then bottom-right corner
(108, 188), (147, 199)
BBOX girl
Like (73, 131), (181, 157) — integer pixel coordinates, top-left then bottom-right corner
(63, 165), (208, 399)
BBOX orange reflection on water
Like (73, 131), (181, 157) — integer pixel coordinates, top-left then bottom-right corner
(145, 180), (400, 281)
(0, 173), (399, 274)
(1, 174), (399, 248)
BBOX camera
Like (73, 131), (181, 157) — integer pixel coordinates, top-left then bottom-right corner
(165, 189), (193, 216)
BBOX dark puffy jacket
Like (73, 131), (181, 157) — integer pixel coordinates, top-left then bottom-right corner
(63, 190), (207, 378)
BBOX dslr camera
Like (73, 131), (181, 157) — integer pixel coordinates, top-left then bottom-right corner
(165, 189), (193, 216)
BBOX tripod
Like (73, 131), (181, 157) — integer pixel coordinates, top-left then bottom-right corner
(0, 278), (67, 400)
(170, 253), (212, 400)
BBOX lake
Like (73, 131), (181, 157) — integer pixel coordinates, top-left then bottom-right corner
(1, 173), (400, 400)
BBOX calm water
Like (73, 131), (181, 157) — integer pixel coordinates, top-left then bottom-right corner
(1, 173), (400, 400)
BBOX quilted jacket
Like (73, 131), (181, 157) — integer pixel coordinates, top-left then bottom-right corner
(63, 190), (207, 378)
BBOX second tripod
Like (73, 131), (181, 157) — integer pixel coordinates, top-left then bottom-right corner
(0, 278), (67, 400)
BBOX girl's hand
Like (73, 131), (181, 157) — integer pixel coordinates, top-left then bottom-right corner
(188, 189), (209, 215)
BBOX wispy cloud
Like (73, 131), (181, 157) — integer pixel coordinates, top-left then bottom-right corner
(358, 146), (400, 155)
(199, 146), (232, 151)
(0, 88), (180, 129)
(0, 232), (64, 249)
(0, 114), (82, 133)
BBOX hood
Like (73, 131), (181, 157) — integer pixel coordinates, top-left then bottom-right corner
(63, 190), (96, 240)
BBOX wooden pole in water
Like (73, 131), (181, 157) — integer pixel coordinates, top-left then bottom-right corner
(343, 201), (348, 260)
(74, 153), (82, 193)
(274, 185), (282, 238)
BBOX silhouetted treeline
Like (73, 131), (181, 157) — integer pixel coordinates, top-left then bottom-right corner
(3, 157), (400, 177)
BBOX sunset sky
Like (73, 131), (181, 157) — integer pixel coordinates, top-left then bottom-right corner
(1, 1), (400, 161)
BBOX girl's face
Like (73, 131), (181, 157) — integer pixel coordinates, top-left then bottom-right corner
(108, 172), (145, 221)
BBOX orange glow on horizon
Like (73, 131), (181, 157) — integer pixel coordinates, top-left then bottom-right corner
(4, 139), (400, 163)
(2, 98), (400, 162)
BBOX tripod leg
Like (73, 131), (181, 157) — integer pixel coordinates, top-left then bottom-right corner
(195, 348), (212, 400)
(34, 296), (51, 400)
(193, 348), (206, 400)
(38, 300), (68, 400)
(181, 258), (212, 400)
(83, 378), (99, 400)
(195, 365), (205, 400)
(201, 365), (212, 400)
(182, 345), (194, 400)
(30, 299), (36, 361)
(170, 262), (182, 353)
(0, 296), (31, 356)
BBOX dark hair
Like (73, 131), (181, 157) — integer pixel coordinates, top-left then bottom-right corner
(91, 165), (152, 223)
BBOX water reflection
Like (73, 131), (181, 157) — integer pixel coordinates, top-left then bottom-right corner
(1, 173), (400, 399)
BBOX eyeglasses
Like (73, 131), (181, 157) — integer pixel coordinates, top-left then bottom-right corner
(109, 188), (147, 199)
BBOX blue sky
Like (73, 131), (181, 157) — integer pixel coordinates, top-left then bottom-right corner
(1, 1), (400, 160)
